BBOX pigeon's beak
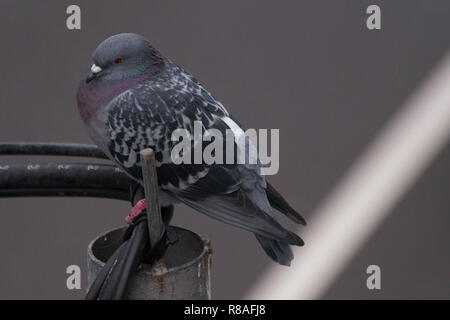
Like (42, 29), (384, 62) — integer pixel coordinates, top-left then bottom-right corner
(86, 64), (102, 83)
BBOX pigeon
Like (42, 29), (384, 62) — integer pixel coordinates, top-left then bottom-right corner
(77, 33), (306, 266)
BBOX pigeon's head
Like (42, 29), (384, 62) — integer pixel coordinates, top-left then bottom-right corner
(84, 33), (164, 84)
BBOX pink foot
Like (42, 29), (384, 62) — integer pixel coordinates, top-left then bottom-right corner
(125, 199), (147, 223)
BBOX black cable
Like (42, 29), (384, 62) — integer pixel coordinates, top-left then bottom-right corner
(0, 142), (108, 159)
(107, 215), (149, 299)
(0, 188), (130, 201)
(0, 163), (132, 200)
(0, 163), (129, 188)
(84, 240), (127, 300)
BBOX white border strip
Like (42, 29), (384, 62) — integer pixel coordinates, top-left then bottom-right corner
(245, 51), (450, 300)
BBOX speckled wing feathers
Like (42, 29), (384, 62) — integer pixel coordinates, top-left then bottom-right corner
(105, 66), (229, 189)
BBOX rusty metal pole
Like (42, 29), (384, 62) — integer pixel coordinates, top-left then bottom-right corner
(87, 148), (212, 299)
(140, 148), (164, 249)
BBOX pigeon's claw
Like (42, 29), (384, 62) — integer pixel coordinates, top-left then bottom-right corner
(126, 199), (147, 223)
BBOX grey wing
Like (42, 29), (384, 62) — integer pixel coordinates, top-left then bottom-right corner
(105, 77), (302, 245)
(105, 80), (226, 189)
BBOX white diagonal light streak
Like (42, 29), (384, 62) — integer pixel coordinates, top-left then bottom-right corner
(245, 51), (450, 300)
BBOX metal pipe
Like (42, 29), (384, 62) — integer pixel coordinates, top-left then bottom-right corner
(87, 226), (212, 299)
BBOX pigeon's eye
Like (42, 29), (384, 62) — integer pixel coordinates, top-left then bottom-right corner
(114, 57), (122, 64)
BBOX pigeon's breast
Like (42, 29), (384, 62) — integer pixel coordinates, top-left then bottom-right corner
(76, 80), (112, 124)
(77, 74), (152, 123)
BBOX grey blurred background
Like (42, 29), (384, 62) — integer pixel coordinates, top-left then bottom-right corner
(0, 0), (448, 299)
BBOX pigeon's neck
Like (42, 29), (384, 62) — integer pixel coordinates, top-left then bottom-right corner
(77, 74), (150, 122)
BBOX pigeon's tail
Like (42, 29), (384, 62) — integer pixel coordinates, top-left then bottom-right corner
(266, 182), (307, 225)
(176, 191), (304, 247)
(255, 234), (294, 266)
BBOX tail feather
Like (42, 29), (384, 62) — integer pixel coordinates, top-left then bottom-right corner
(266, 182), (307, 225)
(255, 234), (294, 266)
(176, 191), (304, 246)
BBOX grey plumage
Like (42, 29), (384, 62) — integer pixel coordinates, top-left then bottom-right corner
(77, 33), (305, 266)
